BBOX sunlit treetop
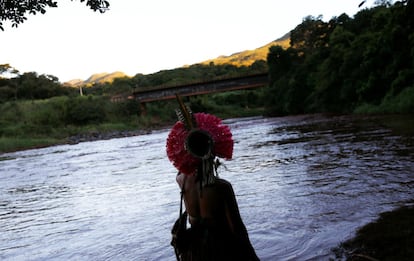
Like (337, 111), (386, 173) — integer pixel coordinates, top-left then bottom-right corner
(0, 0), (110, 31)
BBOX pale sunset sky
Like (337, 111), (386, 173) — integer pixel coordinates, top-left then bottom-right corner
(1, 0), (374, 82)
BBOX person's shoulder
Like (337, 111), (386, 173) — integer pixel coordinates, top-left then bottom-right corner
(176, 173), (186, 188)
(215, 178), (236, 197)
(176, 173), (196, 188)
(216, 178), (233, 188)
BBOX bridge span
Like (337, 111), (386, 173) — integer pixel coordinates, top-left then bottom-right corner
(131, 72), (269, 103)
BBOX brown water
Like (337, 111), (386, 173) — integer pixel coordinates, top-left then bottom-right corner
(1, 114), (413, 260)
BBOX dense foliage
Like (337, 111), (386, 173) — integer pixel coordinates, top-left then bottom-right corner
(1, 1), (414, 152)
(79, 62), (268, 96)
(0, 61), (266, 152)
(0, 66), (77, 102)
(334, 206), (414, 261)
(265, 0), (414, 115)
(0, 0), (110, 30)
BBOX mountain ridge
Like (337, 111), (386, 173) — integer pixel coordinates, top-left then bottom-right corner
(199, 33), (290, 67)
(64, 33), (290, 86)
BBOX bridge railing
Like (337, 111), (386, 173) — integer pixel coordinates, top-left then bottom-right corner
(132, 72), (269, 103)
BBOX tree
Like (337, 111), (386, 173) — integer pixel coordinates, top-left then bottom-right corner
(0, 64), (19, 101)
(0, 0), (110, 30)
(0, 64), (19, 77)
(290, 15), (333, 56)
(65, 96), (107, 125)
(266, 46), (305, 115)
(8, 71), (70, 100)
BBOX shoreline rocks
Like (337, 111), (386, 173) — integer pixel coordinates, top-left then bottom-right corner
(67, 130), (152, 144)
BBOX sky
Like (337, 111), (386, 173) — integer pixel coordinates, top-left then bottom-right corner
(1, 0), (372, 83)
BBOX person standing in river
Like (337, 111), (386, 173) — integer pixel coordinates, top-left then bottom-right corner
(166, 99), (259, 261)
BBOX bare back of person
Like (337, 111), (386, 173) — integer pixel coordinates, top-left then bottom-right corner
(177, 174), (231, 229)
(167, 109), (259, 260)
(176, 173), (260, 261)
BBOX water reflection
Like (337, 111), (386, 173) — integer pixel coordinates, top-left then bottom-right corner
(0, 114), (413, 260)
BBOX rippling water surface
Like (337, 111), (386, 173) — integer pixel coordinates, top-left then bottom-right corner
(1, 114), (413, 260)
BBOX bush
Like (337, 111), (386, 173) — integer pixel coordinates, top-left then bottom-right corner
(107, 99), (141, 120)
(382, 86), (414, 113)
(355, 86), (414, 114)
(334, 206), (414, 261)
(65, 96), (107, 125)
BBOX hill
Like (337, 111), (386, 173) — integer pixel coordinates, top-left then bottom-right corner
(65, 33), (290, 86)
(84, 71), (128, 84)
(64, 71), (129, 87)
(199, 33), (290, 67)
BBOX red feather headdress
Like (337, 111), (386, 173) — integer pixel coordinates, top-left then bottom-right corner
(166, 102), (233, 176)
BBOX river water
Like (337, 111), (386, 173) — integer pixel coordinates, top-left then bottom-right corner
(1, 114), (413, 261)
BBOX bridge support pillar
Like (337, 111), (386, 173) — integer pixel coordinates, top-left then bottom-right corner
(140, 102), (147, 116)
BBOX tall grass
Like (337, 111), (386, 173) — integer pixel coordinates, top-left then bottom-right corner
(0, 137), (62, 153)
(354, 87), (414, 114)
(0, 89), (264, 152)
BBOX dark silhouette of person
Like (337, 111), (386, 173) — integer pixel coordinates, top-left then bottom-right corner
(167, 111), (259, 261)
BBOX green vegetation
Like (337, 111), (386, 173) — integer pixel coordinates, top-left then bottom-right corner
(333, 206), (414, 261)
(266, 1), (414, 115)
(1, 1), (414, 153)
(0, 96), (129, 152)
(1, 3), (413, 258)
(0, 90), (263, 152)
(0, 137), (61, 153)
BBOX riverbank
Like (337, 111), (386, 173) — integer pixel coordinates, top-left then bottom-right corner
(1, 113), (412, 259)
(0, 127), (164, 154)
(333, 206), (414, 261)
(0, 96), (265, 154)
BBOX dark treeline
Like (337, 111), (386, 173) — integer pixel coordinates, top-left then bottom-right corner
(0, 62), (266, 130)
(80, 61), (268, 96)
(0, 61), (267, 101)
(2, 1), (413, 117)
(266, 0), (414, 115)
(1, 1), (414, 152)
(0, 70), (78, 102)
(0, 61), (267, 152)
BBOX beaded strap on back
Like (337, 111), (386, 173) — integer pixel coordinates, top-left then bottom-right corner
(178, 173), (186, 217)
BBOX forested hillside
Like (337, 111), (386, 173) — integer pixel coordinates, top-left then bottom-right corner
(265, 0), (414, 115)
(1, 1), (413, 152)
(200, 33), (290, 67)
(65, 71), (129, 87)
